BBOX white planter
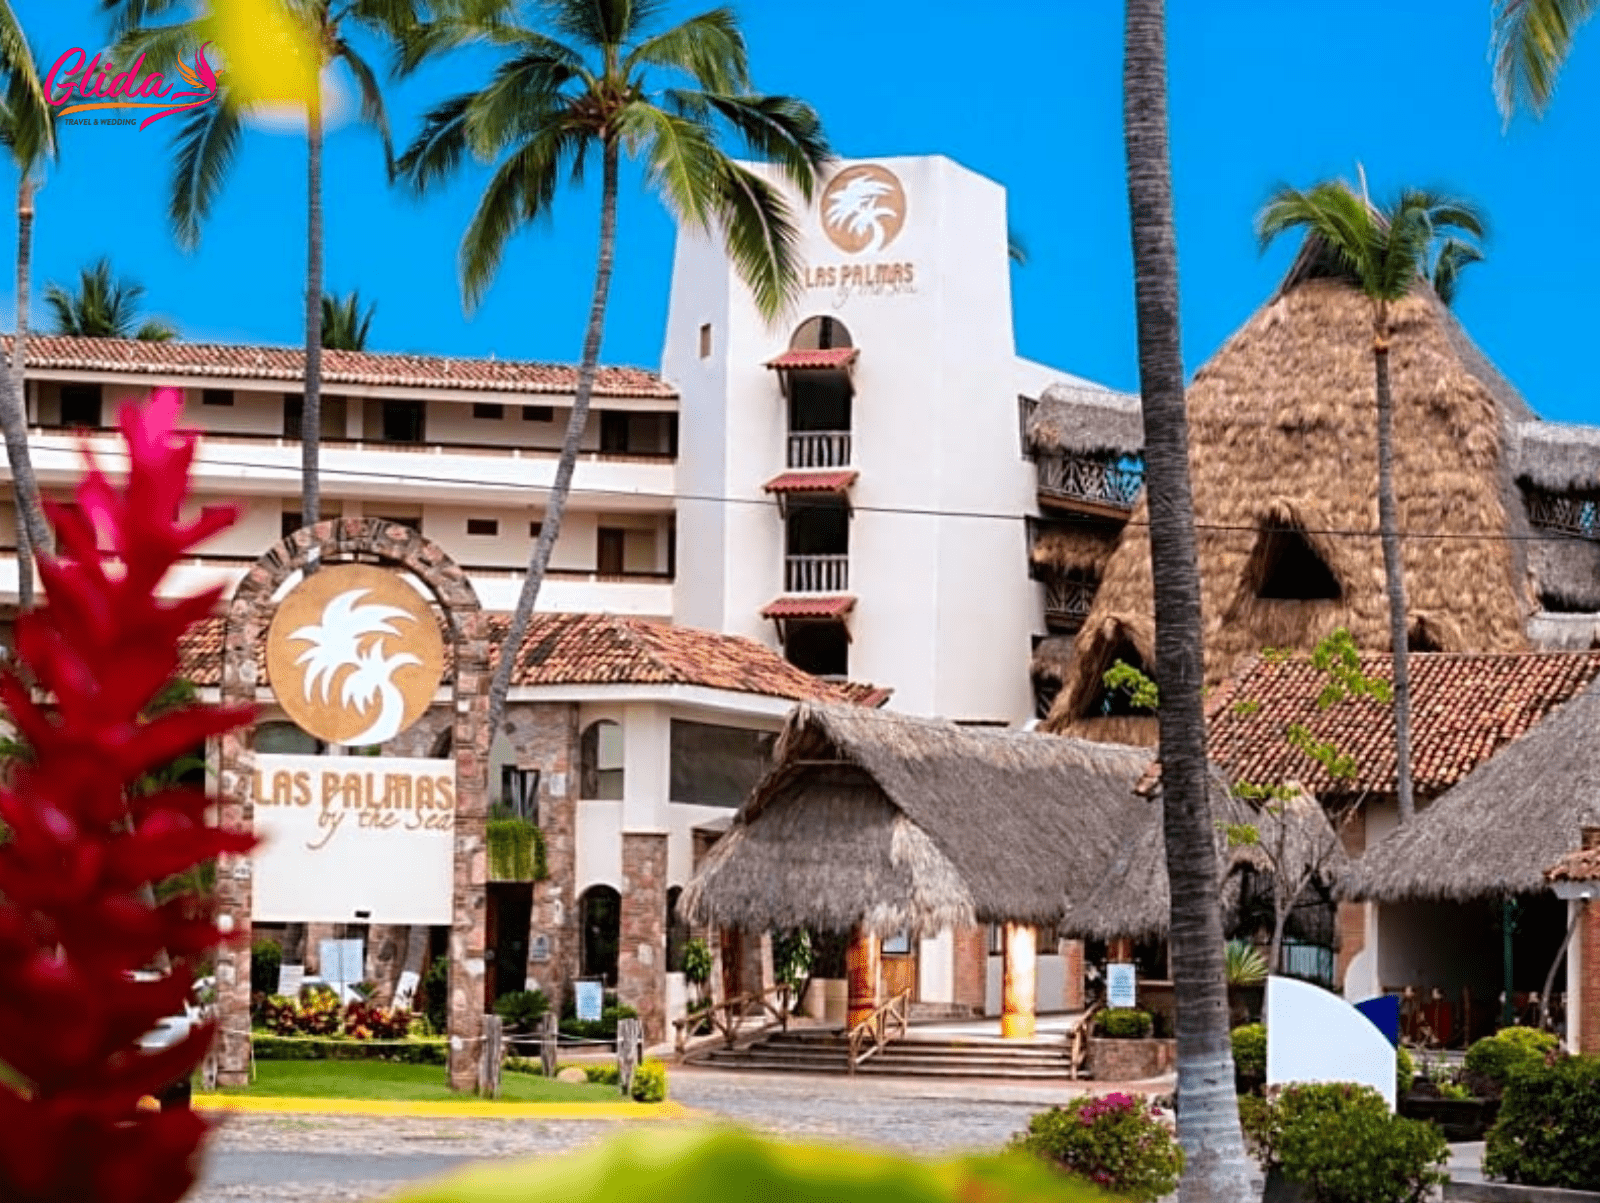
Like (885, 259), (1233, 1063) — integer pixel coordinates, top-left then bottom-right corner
(821, 978), (848, 1025)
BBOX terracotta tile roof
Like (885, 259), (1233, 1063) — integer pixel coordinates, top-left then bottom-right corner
(762, 469), (858, 494)
(1546, 847), (1600, 883)
(759, 595), (856, 620)
(176, 612), (874, 705)
(1207, 651), (1600, 797)
(1, 335), (676, 400)
(764, 347), (858, 371)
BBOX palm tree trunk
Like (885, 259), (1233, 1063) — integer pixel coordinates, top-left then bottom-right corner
(1122, 2), (1252, 1197)
(485, 140), (621, 741)
(6, 175), (49, 608)
(302, 103), (324, 529)
(1373, 328), (1415, 823)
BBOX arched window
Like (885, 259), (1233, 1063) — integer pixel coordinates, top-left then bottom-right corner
(578, 885), (621, 985)
(789, 315), (853, 351)
(579, 720), (624, 800)
(257, 720), (324, 756)
(666, 886), (689, 974)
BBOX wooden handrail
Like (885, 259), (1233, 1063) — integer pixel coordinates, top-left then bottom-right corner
(1069, 1000), (1103, 1081)
(846, 988), (911, 1075)
(673, 983), (795, 1055)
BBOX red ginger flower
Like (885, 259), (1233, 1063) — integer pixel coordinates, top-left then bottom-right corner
(0, 390), (255, 1203)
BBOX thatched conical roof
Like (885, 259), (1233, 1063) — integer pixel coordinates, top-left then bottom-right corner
(1027, 382), (1144, 457)
(1344, 675), (1600, 903)
(681, 703), (1147, 936)
(1043, 281), (1532, 738)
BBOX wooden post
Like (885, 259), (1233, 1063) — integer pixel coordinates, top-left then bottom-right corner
(1001, 923), (1037, 1039)
(617, 1015), (643, 1096)
(540, 1011), (557, 1078)
(478, 1013), (503, 1099)
(845, 927), (880, 1028)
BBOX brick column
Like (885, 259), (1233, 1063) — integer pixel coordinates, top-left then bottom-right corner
(951, 925), (987, 1012)
(445, 606), (491, 1092)
(1062, 939), (1086, 1012)
(846, 928), (880, 1027)
(618, 833), (668, 1045)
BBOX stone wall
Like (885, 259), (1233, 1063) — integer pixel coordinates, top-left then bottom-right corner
(1335, 807), (1370, 989)
(952, 925), (987, 1012)
(618, 833), (668, 1044)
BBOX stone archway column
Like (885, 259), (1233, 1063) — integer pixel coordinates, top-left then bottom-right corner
(845, 927), (880, 1028)
(444, 606), (491, 1092)
(1000, 923), (1037, 1039)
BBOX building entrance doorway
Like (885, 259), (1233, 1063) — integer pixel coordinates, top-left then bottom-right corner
(881, 930), (917, 1002)
(485, 882), (533, 1009)
(579, 886), (621, 986)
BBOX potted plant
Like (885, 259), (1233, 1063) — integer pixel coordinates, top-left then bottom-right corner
(682, 938), (713, 1011)
(1090, 1008), (1172, 1081)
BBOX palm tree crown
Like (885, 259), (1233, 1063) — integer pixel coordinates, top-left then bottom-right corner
(1492, 0), (1598, 119)
(322, 290), (377, 350)
(1256, 181), (1486, 312)
(397, 0), (831, 317)
(44, 259), (178, 341)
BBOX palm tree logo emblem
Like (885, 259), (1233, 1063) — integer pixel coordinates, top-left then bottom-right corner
(266, 565), (445, 747)
(820, 165), (907, 254)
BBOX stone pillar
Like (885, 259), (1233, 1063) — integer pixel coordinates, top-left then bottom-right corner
(845, 927), (880, 1028)
(1001, 923), (1037, 1039)
(618, 833), (668, 1045)
(1062, 939), (1087, 1012)
(213, 725), (254, 1087)
(511, 704), (580, 1012)
(951, 925), (988, 1013)
(446, 606), (491, 1093)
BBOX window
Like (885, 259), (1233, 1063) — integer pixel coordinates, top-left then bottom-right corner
(467, 517), (499, 536)
(529, 520), (544, 540)
(597, 527), (626, 575)
(669, 720), (775, 808)
(578, 885), (621, 985)
(698, 323), (712, 359)
(789, 315), (853, 351)
(202, 388), (235, 407)
(60, 385), (103, 429)
(473, 402), (505, 420)
(373, 513), (423, 534)
(522, 405), (554, 422)
(579, 720), (624, 800)
(1252, 526), (1341, 601)
(783, 621), (848, 678)
(666, 887), (689, 973)
(882, 930), (911, 956)
(381, 400), (426, 443)
(600, 411), (630, 454)
(257, 720), (324, 755)
(499, 766), (540, 820)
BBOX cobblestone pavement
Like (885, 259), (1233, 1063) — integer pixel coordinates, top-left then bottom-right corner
(188, 1069), (1137, 1203)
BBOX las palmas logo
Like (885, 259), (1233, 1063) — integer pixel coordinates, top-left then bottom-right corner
(821, 164), (907, 254)
(266, 564), (445, 747)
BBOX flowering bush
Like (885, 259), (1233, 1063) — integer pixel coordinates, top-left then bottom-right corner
(0, 391), (255, 1202)
(1010, 1092), (1183, 1202)
(261, 992), (411, 1040)
(343, 1000), (413, 1040)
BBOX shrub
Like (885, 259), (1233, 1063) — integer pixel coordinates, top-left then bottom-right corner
(1237, 1093), (1280, 1168)
(682, 938), (713, 985)
(1094, 1008), (1154, 1039)
(1010, 1092), (1183, 1202)
(1464, 1026), (1559, 1095)
(1232, 1023), (1266, 1079)
(251, 939), (284, 997)
(1395, 1045), (1416, 1096)
(581, 1059), (668, 1102)
(495, 990), (550, 1032)
(1484, 1054), (1600, 1189)
(343, 1000), (413, 1040)
(561, 1004), (640, 1041)
(253, 1035), (447, 1064)
(486, 811), (548, 881)
(1262, 1083), (1447, 1203)
(422, 956), (449, 1035)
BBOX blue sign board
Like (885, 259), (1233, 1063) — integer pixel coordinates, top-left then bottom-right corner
(575, 979), (604, 1023)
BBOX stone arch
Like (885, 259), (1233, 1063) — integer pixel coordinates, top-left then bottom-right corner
(215, 518), (490, 1091)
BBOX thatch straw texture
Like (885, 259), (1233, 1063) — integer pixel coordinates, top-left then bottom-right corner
(1030, 524), (1120, 576)
(1344, 676), (1600, 902)
(1027, 382), (1144, 457)
(1043, 281), (1531, 736)
(681, 703), (1148, 936)
(1514, 421), (1600, 493)
(1063, 781), (1346, 941)
(1529, 536), (1600, 613)
(1030, 635), (1078, 684)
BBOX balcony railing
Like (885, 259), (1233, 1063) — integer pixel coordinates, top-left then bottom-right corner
(785, 554), (849, 594)
(1036, 453), (1144, 513)
(1044, 576), (1097, 633)
(787, 431), (852, 469)
(1526, 488), (1600, 541)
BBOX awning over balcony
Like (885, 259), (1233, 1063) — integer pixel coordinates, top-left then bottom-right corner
(761, 595), (856, 621)
(765, 347), (859, 371)
(763, 469), (858, 495)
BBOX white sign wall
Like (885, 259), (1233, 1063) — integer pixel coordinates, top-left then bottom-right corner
(251, 753), (455, 924)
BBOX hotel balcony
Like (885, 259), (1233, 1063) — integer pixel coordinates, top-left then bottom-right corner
(1043, 575), (1097, 634)
(16, 425), (676, 511)
(787, 430), (852, 470)
(1035, 452), (1144, 520)
(785, 553), (849, 594)
(1525, 487), (1600, 541)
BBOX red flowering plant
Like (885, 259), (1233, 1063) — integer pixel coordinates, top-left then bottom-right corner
(0, 390), (255, 1203)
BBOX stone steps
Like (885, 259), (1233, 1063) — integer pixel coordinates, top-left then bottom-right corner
(696, 1029), (1081, 1079)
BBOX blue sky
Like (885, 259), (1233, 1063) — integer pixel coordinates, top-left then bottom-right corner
(10, 1), (1600, 423)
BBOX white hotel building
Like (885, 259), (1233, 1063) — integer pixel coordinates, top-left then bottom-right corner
(0, 155), (1130, 1035)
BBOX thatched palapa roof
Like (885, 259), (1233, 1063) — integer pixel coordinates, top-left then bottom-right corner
(1043, 281), (1533, 738)
(1513, 421), (1600, 494)
(1027, 382), (1144, 458)
(681, 703), (1148, 936)
(1345, 675), (1600, 903)
(1030, 525), (1120, 576)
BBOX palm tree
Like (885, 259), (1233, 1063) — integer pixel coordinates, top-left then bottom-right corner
(398, 0), (831, 740)
(110, 0), (416, 530)
(1007, 228), (1028, 266)
(1492, 0), (1598, 119)
(0, 55), (53, 609)
(43, 258), (179, 341)
(1257, 182), (1485, 827)
(1122, 2), (1254, 1197)
(323, 290), (377, 351)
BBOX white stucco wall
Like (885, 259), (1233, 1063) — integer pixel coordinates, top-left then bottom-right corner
(918, 929), (954, 1004)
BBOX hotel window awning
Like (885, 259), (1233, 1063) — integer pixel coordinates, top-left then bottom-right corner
(764, 347), (859, 371)
(761, 594), (855, 641)
(762, 470), (858, 515)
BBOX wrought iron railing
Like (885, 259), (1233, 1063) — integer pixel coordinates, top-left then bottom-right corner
(788, 431), (852, 469)
(1044, 576), (1097, 631)
(1526, 488), (1600, 541)
(1035, 453), (1144, 511)
(785, 553), (849, 593)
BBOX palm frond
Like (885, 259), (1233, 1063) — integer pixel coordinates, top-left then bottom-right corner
(396, 90), (477, 194)
(109, 20), (203, 75)
(695, 91), (831, 201)
(0, 0), (47, 120)
(396, 5), (575, 77)
(135, 318), (179, 342)
(335, 40), (395, 177)
(322, 290), (377, 350)
(168, 89), (242, 249)
(1431, 237), (1485, 307)
(99, 0), (188, 37)
(460, 46), (584, 157)
(548, 0), (665, 49)
(0, 60), (56, 172)
(712, 159), (805, 321)
(458, 127), (579, 309)
(1492, 0), (1599, 120)
(44, 258), (169, 339)
(622, 8), (748, 92)
(42, 281), (75, 336)
(617, 101), (722, 227)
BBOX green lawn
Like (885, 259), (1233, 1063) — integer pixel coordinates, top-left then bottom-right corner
(215, 1060), (626, 1103)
